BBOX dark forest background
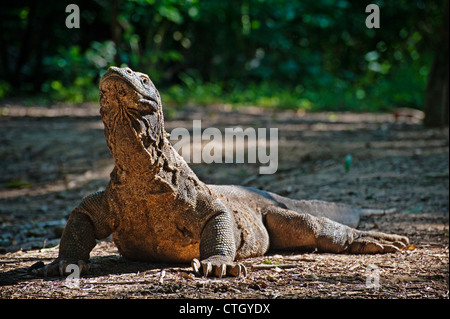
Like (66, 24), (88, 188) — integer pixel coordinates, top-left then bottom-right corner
(0, 0), (448, 126)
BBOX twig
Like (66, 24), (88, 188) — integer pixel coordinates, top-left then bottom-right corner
(159, 270), (166, 284)
(84, 280), (151, 285)
(252, 264), (298, 270)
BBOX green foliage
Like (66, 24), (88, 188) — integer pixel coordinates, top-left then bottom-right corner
(0, 80), (11, 99)
(41, 41), (117, 103)
(161, 62), (428, 112)
(0, 0), (444, 111)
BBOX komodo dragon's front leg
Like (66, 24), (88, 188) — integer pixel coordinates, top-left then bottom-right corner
(265, 207), (409, 253)
(32, 191), (114, 276)
(191, 196), (247, 278)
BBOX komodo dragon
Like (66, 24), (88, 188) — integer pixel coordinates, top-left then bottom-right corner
(33, 67), (409, 278)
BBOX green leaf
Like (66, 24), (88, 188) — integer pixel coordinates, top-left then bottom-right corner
(6, 180), (32, 189)
(158, 5), (183, 24)
(344, 154), (353, 173)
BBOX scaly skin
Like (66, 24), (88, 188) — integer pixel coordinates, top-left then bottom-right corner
(33, 67), (409, 278)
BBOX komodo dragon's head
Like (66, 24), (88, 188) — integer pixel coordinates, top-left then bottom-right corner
(99, 66), (167, 166)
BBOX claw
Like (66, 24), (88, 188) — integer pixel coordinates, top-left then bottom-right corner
(373, 242), (384, 252)
(215, 264), (226, 278)
(398, 236), (410, 247)
(383, 244), (400, 253)
(229, 263), (247, 277)
(191, 258), (201, 276)
(350, 230), (411, 254)
(191, 257), (246, 278)
(240, 264), (248, 278)
(202, 262), (212, 277)
(393, 240), (407, 249)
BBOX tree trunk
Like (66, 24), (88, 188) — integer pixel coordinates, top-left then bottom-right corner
(424, 2), (449, 127)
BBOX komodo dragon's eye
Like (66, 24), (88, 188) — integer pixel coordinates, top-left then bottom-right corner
(141, 76), (149, 85)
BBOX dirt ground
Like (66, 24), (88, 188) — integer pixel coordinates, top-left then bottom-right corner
(0, 103), (448, 300)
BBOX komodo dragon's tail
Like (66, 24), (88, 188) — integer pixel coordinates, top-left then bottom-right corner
(359, 207), (397, 216)
(231, 186), (397, 229)
(264, 189), (397, 229)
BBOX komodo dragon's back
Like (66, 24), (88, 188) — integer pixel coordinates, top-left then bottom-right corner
(33, 67), (409, 278)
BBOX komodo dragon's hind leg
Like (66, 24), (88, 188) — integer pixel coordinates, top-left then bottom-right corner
(264, 207), (409, 254)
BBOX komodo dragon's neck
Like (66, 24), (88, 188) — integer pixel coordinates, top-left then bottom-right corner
(99, 69), (201, 194)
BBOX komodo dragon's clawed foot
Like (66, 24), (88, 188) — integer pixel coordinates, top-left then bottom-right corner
(191, 257), (247, 278)
(349, 230), (410, 254)
(30, 259), (89, 277)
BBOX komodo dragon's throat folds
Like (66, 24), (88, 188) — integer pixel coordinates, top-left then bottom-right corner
(33, 67), (409, 278)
